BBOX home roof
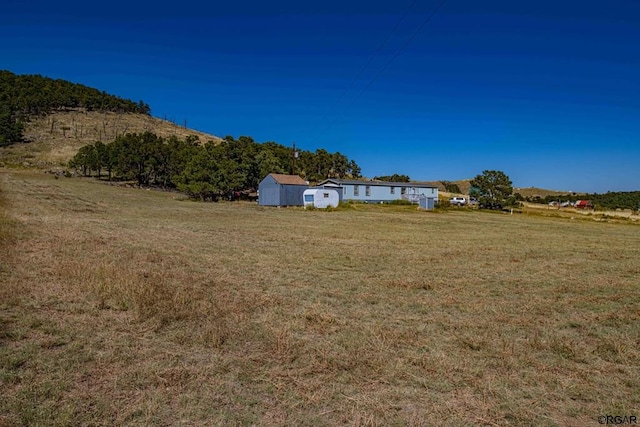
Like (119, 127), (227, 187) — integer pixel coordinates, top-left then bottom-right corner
(319, 178), (437, 188)
(269, 173), (308, 186)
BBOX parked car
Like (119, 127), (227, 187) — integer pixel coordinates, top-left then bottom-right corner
(449, 196), (466, 206)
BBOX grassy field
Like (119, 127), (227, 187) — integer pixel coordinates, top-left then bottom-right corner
(1, 170), (638, 426)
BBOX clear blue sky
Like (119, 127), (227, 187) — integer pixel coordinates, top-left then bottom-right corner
(2, 0), (639, 192)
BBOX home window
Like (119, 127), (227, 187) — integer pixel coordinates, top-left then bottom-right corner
(323, 193), (329, 198)
(354, 186), (359, 196)
(401, 187), (406, 195)
(390, 187), (395, 194)
(365, 186), (371, 197)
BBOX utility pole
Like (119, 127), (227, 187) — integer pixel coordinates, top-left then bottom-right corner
(292, 142), (298, 175)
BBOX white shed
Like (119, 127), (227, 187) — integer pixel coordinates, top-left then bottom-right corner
(303, 189), (339, 208)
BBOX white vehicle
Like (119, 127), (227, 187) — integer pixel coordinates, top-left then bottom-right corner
(449, 196), (466, 206)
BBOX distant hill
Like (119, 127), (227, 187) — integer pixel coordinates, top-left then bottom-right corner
(0, 110), (222, 168)
(415, 180), (574, 198)
(0, 69), (153, 147)
(0, 70), (222, 167)
(412, 179), (472, 195)
(512, 186), (575, 198)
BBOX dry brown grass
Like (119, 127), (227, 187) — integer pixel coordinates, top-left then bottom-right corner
(1, 170), (639, 426)
(0, 110), (222, 169)
(514, 187), (574, 198)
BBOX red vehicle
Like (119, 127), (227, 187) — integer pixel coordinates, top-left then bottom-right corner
(575, 200), (594, 209)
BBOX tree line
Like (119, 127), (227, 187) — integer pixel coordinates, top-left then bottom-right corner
(0, 70), (150, 146)
(373, 174), (410, 182)
(69, 133), (361, 201)
(521, 191), (640, 211)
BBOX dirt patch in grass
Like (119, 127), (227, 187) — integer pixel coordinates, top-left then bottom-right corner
(1, 170), (639, 426)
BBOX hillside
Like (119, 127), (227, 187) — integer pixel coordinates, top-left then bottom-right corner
(0, 70), (223, 168)
(512, 186), (573, 198)
(0, 70), (153, 147)
(0, 110), (222, 168)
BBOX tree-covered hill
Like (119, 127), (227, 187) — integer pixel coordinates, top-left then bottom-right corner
(0, 70), (150, 146)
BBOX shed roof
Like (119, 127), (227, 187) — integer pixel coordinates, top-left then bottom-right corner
(268, 173), (308, 186)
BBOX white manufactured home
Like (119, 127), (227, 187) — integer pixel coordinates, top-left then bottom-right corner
(318, 179), (438, 206)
